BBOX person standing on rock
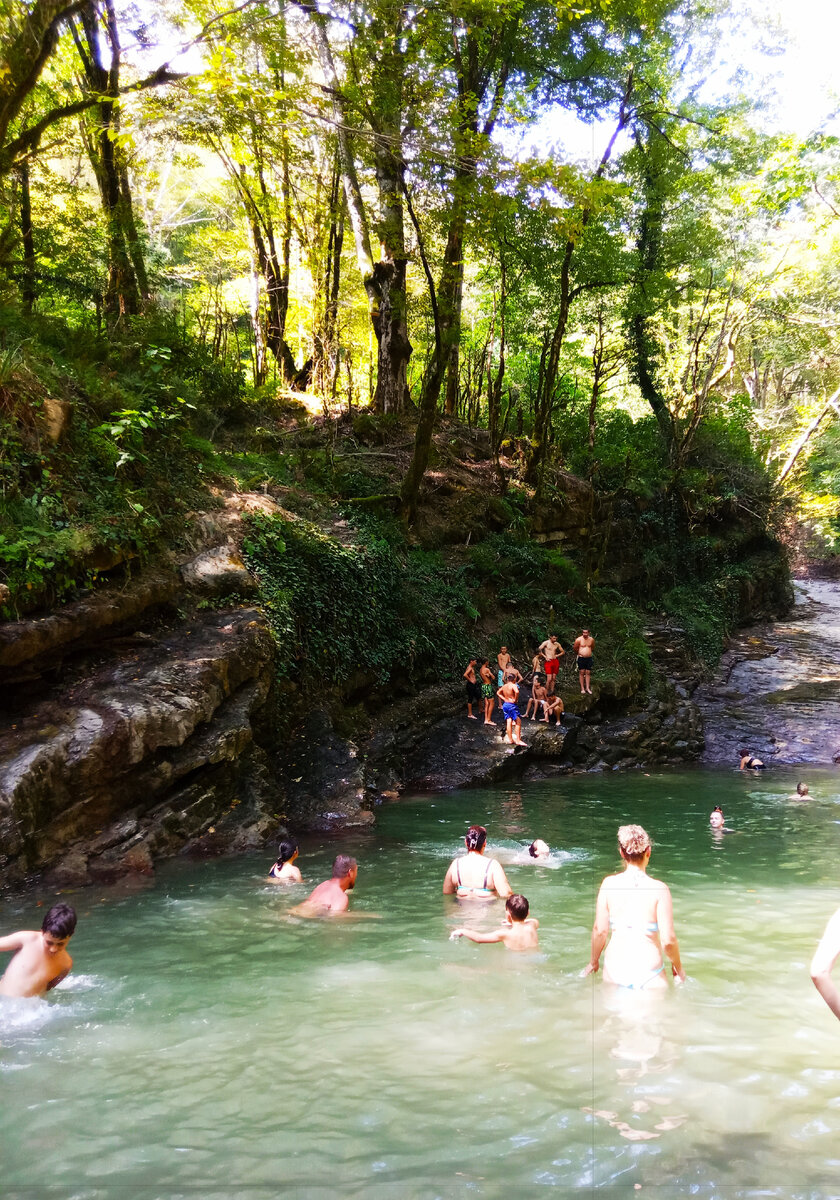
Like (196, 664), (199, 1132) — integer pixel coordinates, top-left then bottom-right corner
(573, 629), (595, 695)
(0, 903), (76, 997)
(479, 659), (496, 725)
(497, 677), (527, 747)
(538, 635), (565, 696)
(463, 659), (481, 720)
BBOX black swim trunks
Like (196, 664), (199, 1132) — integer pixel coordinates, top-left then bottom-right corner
(577, 655), (593, 672)
(466, 680), (481, 704)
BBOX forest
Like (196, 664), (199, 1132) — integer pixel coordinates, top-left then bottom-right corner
(1, 0), (839, 673)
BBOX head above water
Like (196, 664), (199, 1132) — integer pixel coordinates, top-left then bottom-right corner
(738, 748), (751, 758)
(506, 894), (529, 922)
(332, 854), (358, 881)
(465, 825), (487, 853)
(277, 837), (299, 865)
(617, 824), (651, 864)
(797, 782), (809, 796)
(42, 902), (76, 940)
(528, 839), (550, 859)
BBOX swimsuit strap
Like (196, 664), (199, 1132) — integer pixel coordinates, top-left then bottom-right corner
(483, 859), (495, 889)
(456, 859), (462, 888)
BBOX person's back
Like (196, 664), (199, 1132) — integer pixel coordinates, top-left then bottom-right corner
(450, 894), (539, 950)
(444, 825), (512, 898)
(268, 838), (302, 883)
(291, 854), (357, 916)
(0, 904), (76, 998)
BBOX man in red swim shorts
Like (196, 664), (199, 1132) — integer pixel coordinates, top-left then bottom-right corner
(538, 634), (565, 695)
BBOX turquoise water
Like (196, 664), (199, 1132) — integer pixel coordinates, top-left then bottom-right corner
(3, 767), (840, 1198)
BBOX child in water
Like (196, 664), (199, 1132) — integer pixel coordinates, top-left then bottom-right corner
(450, 894), (539, 950)
(267, 838), (302, 883)
(0, 903), (76, 997)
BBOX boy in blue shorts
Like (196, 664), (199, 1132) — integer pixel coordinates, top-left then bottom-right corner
(496, 677), (527, 747)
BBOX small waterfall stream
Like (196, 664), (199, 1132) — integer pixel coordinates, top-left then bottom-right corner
(697, 577), (840, 765)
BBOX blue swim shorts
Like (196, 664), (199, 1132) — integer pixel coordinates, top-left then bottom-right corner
(502, 702), (520, 722)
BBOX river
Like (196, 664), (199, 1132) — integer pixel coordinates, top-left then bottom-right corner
(3, 763), (840, 1197)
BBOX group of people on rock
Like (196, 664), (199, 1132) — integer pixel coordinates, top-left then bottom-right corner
(463, 630), (596, 747)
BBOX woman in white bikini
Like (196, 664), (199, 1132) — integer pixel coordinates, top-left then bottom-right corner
(443, 825), (512, 900)
(583, 824), (685, 990)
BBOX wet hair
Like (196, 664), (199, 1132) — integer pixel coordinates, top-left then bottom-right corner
(332, 854), (357, 879)
(797, 782), (809, 796)
(617, 824), (651, 863)
(712, 806), (723, 814)
(738, 748), (750, 758)
(277, 837), (298, 865)
(528, 841), (539, 857)
(506, 894), (529, 921)
(465, 825), (487, 852)
(42, 903), (76, 939)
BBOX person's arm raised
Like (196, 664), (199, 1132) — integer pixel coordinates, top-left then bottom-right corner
(811, 908), (840, 1020)
(0, 931), (28, 954)
(450, 928), (505, 943)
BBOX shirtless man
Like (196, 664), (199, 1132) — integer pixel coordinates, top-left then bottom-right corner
(529, 651), (544, 684)
(497, 678), (526, 747)
(573, 628), (595, 695)
(290, 855), (357, 916)
(543, 692), (564, 724)
(525, 679), (548, 721)
(496, 646), (511, 711)
(538, 634), (565, 696)
(0, 903), (76, 998)
(463, 658), (480, 720)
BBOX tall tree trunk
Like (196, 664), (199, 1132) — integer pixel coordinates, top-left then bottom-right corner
(17, 161), (36, 313)
(72, 0), (145, 316)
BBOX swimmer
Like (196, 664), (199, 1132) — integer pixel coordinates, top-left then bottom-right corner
(811, 907), (840, 1020)
(290, 854), (357, 916)
(710, 806), (725, 828)
(739, 748), (765, 770)
(583, 825), (685, 989)
(268, 837), (302, 883)
(450, 894), (539, 951)
(0, 903), (76, 998)
(528, 839), (550, 860)
(793, 782), (810, 800)
(443, 825), (512, 899)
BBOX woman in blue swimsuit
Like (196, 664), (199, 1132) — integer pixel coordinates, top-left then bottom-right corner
(443, 825), (513, 900)
(583, 824), (685, 989)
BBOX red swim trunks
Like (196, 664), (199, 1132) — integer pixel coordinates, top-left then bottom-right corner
(544, 658), (559, 675)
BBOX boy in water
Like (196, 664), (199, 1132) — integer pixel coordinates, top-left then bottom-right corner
(0, 903), (76, 997)
(450, 894), (539, 951)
